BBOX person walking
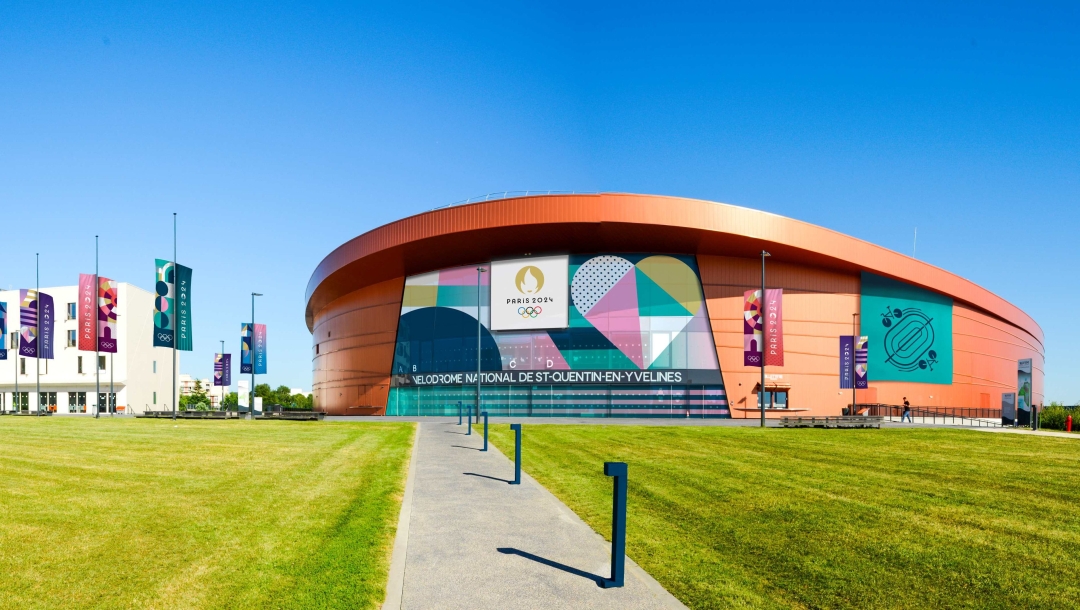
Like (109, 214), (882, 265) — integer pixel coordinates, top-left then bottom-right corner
(901, 397), (912, 423)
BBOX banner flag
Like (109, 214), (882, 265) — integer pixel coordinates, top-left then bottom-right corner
(840, 335), (855, 388)
(241, 323), (253, 374)
(176, 264), (193, 351)
(254, 323), (267, 374)
(743, 290), (763, 367)
(0, 302), (7, 360)
(855, 335), (869, 389)
(19, 289), (38, 358)
(78, 274), (97, 351)
(154, 259), (175, 348)
(98, 277), (118, 353)
(39, 292), (55, 359)
(214, 353), (233, 386)
(764, 288), (784, 366)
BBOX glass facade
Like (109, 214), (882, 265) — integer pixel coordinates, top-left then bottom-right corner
(389, 254), (730, 418)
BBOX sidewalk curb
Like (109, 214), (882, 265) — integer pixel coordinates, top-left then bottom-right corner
(382, 422), (420, 610)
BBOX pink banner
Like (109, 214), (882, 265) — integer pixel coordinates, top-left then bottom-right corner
(764, 288), (784, 366)
(78, 274), (97, 351)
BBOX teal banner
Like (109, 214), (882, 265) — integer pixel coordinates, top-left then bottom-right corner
(176, 264), (193, 351)
(860, 272), (952, 384)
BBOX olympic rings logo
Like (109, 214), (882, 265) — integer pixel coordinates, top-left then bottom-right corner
(517, 306), (542, 318)
(156, 333), (172, 342)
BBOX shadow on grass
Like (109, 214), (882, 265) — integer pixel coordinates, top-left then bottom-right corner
(496, 547), (604, 586)
(463, 472), (513, 484)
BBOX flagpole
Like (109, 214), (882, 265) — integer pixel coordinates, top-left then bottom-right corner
(95, 236), (100, 419)
(219, 339), (224, 411)
(36, 253), (40, 415)
(172, 213), (177, 421)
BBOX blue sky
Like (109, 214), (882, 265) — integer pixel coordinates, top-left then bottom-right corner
(1, 2), (1077, 400)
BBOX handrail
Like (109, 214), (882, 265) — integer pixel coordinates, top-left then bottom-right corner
(865, 403), (1006, 428)
(431, 191), (599, 211)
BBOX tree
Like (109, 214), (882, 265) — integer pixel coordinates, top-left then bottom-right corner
(253, 383), (313, 410)
(180, 379), (211, 411)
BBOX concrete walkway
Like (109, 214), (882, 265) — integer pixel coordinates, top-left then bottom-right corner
(384, 421), (686, 610)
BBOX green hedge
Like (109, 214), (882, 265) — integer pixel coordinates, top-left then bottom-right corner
(1040, 404), (1077, 431)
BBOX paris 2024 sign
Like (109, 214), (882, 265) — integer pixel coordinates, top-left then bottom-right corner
(860, 272), (953, 385)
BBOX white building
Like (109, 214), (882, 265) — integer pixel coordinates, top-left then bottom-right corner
(0, 283), (176, 414)
(179, 373), (228, 408)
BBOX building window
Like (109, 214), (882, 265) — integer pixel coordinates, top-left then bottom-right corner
(78, 356), (83, 374)
(69, 392), (87, 413)
(153, 391), (157, 405)
(8, 332), (16, 350)
(316, 344), (320, 355)
(20, 358), (25, 375)
(68, 330), (77, 348)
(99, 356), (106, 371)
(67, 302), (77, 319)
(153, 360), (157, 374)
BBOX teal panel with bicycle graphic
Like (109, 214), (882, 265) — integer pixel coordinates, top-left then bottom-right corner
(860, 272), (953, 384)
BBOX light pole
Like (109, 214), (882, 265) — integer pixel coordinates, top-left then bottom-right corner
(35, 253), (40, 415)
(250, 292), (262, 419)
(852, 313), (858, 416)
(220, 339), (225, 411)
(476, 266), (486, 420)
(171, 213), (177, 421)
(760, 250), (770, 428)
(95, 236), (100, 418)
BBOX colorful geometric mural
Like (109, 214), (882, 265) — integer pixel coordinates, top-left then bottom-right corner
(392, 254), (719, 375)
(389, 254), (727, 418)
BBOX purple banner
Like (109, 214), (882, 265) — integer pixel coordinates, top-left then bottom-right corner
(39, 292), (54, 359)
(214, 353), (232, 387)
(19, 289), (37, 358)
(98, 278), (118, 353)
(0, 302), (7, 360)
(743, 290), (762, 366)
(855, 335), (868, 389)
(840, 335), (855, 389)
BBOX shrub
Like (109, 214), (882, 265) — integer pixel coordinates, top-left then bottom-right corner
(1041, 404), (1068, 430)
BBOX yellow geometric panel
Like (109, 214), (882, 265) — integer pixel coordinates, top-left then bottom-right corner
(401, 285), (438, 307)
(635, 255), (702, 314)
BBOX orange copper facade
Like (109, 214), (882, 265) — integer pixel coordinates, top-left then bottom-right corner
(307, 193), (1044, 415)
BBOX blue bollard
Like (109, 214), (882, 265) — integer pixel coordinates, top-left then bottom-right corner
(601, 462), (627, 589)
(467, 412), (472, 435)
(458, 401), (462, 425)
(510, 423), (521, 485)
(482, 411), (489, 451)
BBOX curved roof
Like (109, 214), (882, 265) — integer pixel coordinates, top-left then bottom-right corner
(305, 193), (1042, 345)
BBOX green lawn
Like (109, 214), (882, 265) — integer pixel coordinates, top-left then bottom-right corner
(484, 424), (1080, 609)
(0, 417), (413, 610)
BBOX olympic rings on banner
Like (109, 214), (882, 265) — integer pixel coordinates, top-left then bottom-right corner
(517, 306), (542, 318)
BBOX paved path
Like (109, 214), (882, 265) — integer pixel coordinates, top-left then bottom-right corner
(385, 421), (685, 610)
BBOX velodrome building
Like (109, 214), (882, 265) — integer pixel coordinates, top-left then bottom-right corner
(305, 193), (1043, 418)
